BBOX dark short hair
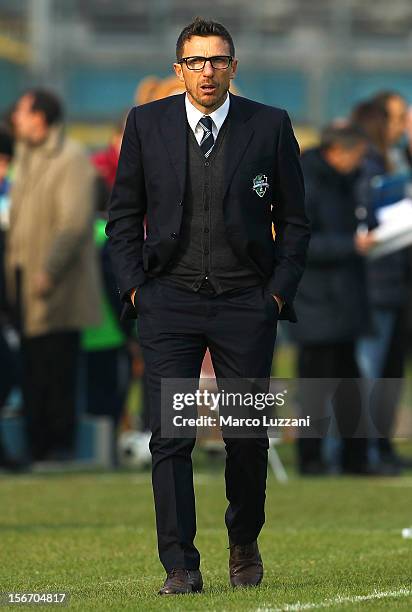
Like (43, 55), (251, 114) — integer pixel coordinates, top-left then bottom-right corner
(320, 124), (367, 152)
(176, 17), (235, 60)
(23, 88), (64, 126)
(351, 100), (388, 150)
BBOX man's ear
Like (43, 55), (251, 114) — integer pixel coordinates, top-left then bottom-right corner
(230, 58), (238, 80)
(173, 62), (185, 83)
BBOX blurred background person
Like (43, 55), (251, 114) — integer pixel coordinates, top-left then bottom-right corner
(352, 98), (412, 472)
(5, 89), (101, 464)
(351, 100), (390, 184)
(290, 124), (375, 475)
(372, 91), (411, 175)
(91, 114), (126, 203)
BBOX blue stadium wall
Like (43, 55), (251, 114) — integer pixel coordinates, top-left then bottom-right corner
(1, 61), (411, 124)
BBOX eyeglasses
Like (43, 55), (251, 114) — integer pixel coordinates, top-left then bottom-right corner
(178, 56), (233, 71)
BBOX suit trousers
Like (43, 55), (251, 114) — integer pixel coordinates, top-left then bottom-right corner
(297, 342), (368, 472)
(136, 278), (278, 571)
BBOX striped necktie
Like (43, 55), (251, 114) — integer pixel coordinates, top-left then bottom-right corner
(199, 116), (214, 158)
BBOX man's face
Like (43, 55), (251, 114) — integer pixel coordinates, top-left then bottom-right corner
(12, 94), (44, 143)
(326, 142), (366, 174)
(386, 96), (407, 145)
(173, 35), (237, 113)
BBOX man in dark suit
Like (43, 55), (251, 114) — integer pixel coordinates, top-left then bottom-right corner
(290, 124), (373, 475)
(106, 17), (309, 595)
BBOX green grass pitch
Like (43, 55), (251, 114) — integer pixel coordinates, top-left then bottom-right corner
(1, 448), (411, 611)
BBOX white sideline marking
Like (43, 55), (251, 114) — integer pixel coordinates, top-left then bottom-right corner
(256, 588), (412, 611)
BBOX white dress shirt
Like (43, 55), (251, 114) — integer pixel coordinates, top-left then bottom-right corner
(185, 93), (230, 144)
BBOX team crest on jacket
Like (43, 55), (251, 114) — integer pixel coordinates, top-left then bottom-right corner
(252, 174), (269, 198)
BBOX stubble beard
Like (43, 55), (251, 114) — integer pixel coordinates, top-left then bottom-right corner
(190, 85), (229, 113)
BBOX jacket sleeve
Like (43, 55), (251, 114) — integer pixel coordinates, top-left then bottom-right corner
(306, 233), (357, 263)
(105, 107), (147, 306)
(44, 149), (95, 281)
(267, 110), (311, 322)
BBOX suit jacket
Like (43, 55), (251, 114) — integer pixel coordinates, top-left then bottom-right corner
(106, 92), (310, 322)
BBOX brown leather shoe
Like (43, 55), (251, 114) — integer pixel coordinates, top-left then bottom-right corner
(229, 540), (263, 587)
(158, 569), (203, 595)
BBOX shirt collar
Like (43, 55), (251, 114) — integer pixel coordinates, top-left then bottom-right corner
(185, 92), (230, 134)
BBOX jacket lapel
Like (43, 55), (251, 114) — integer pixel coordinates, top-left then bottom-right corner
(161, 93), (187, 198)
(222, 93), (254, 199)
